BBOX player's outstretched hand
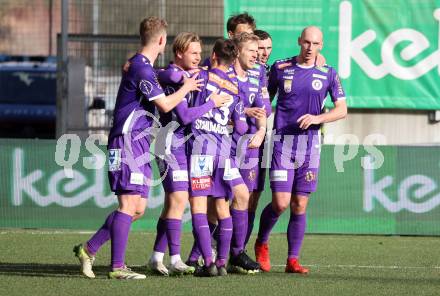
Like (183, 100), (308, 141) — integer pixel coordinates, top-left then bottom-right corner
(182, 73), (204, 92)
(210, 91), (232, 108)
(245, 107), (266, 119)
(297, 114), (321, 129)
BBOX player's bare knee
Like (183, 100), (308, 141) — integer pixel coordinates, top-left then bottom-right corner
(290, 199), (308, 214)
(215, 200), (230, 220)
(271, 201), (288, 215)
(190, 197), (207, 214)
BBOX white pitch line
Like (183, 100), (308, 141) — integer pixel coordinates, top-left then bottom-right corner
(132, 263), (440, 270)
(272, 264), (440, 270)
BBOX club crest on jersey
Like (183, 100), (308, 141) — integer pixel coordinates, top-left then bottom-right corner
(235, 102), (245, 114)
(262, 87), (269, 99)
(164, 85), (176, 95)
(312, 79), (323, 91)
(284, 79), (292, 93)
(305, 171), (316, 182)
(248, 169), (256, 181)
(139, 80), (153, 95)
(108, 149), (121, 171)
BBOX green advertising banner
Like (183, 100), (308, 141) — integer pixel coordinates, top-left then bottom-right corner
(225, 0), (440, 109)
(1, 139), (439, 235)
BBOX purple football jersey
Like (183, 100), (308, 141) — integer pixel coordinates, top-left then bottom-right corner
(269, 57), (346, 135)
(109, 53), (165, 139)
(247, 62), (271, 115)
(188, 68), (247, 157)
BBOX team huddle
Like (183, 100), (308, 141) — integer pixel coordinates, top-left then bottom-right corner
(73, 12), (347, 279)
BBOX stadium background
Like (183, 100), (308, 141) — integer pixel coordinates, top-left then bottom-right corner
(0, 0), (439, 236)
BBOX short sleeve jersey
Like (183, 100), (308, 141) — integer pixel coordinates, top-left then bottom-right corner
(109, 53), (165, 139)
(188, 68), (246, 156)
(268, 57), (346, 135)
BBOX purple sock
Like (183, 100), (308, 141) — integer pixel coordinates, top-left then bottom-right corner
(110, 211), (132, 269)
(153, 218), (168, 253)
(287, 213), (306, 259)
(216, 217), (232, 266)
(188, 231), (202, 262)
(244, 211), (256, 246)
(257, 203), (280, 244)
(192, 213), (212, 266)
(209, 221), (219, 242)
(230, 209), (248, 256)
(86, 211), (116, 255)
(166, 219), (182, 256)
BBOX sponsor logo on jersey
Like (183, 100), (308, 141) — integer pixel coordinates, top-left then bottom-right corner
(270, 170), (288, 182)
(247, 69), (260, 76)
(284, 68), (295, 74)
(335, 74), (344, 95)
(284, 79), (292, 93)
(248, 93), (256, 104)
(312, 73), (327, 80)
(208, 72), (238, 94)
(249, 77), (259, 86)
(130, 172), (144, 185)
(191, 176), (211, 190)
(315, 66), (329, 73)
(108, 149), (121, 171)
(312, 79), (323, 91)
(173, 170), (188, 182)
(190, 155), (213, 178)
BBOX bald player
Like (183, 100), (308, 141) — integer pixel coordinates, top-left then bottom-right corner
(255, 26), (347, 274)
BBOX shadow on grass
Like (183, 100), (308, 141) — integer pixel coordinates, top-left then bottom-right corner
(0, 263), (143, 278)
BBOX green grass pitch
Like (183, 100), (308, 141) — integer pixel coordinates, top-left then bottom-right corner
(0, 231), (439, 296)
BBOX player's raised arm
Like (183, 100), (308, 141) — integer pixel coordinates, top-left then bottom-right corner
(174, 90), (231, 125)
(153, 74), (204, 113)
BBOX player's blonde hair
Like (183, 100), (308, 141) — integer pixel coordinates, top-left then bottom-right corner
(232, 32), (259, 50)
(139, 16), (168, 46)
(172, 32), (201, 56)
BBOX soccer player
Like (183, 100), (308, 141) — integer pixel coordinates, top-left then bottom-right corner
(254, 29), (273, 75)
(147, 32), (230, 276)
(230, 32), (268, 259)
(242, 30), (273, 246)
(73, 17), (203, 279)
(187, 38), (257, 276)
(202, 12), (256, 68)
(187, 12), (261, 267)
(255, 26), (347, 274)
